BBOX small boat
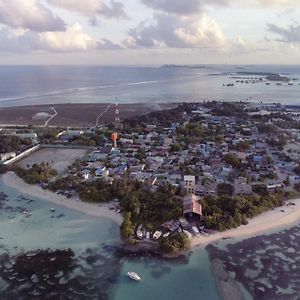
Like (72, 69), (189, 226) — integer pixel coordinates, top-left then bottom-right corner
(192, 226), (200, 235)
(136, 229), (143, 239)
(183, 230), (192, 239)
(163, 232), (170, 238)
(146, 232), (150, 239)
(51, 208), (55, 212)
(127, 272), (142, 282)
(153, 231), (162, 239)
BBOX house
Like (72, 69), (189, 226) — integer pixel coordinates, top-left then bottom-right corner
(184, 175), (196, 194)
(95, 166), (109, 178)
(0, 152), (16, 162)
(183, 194), (202, 219)
(81, 169), (92, 180)
(58, 130), (83, 142)
(234, 177), (252, 195)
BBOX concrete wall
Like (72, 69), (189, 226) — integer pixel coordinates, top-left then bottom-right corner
(3, 145), (40, 165)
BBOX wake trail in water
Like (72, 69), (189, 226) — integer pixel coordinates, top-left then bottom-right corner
(0, 74), (205, 106)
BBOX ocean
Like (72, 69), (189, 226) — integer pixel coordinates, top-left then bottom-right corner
(0, 65), (299, 107)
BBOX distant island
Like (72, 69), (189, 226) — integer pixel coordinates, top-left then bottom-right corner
(236, 71), (291, 82)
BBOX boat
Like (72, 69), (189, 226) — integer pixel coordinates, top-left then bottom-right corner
(288, 82), (293, 86)
(127, 272), (142, 282)
(146, 232), (150, 239)
(192, 226), (200, 235)
(153, 231), (162, 239)
(51, 208), (55, 212)
(136, 229), (143, 239)
(183, 230), (192, 239)
(163, 232), (170, 238)
(265, 82), (271, 85)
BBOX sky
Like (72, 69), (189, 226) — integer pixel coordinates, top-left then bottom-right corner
(0, 0), (299, 65)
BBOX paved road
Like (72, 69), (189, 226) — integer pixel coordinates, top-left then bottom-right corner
(95, 104), (111, 127)
(45, 107), (57, 126)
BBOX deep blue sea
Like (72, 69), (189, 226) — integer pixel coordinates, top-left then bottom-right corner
(0, 65), (299, 107)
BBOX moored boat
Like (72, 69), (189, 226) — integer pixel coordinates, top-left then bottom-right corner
(127, 272), (142, 282)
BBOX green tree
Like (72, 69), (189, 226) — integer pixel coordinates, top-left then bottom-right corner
(223, 153), (241, 169)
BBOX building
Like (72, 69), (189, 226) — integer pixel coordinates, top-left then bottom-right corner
(184, 175), (196, 194)
(234, 177), (252, 195)
(183, 194), (202, 219)
(0, 152), (16, 162)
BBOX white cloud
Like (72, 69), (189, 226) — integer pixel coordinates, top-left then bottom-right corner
(140, 0), (201, 15)
(125, 13), (226, 49)
(0, 24), (121, 53)
(0, 0), (65, 32)
(39, 24), (97, 51)
(267, 23), (300, 43)
(47, 0), (127, 19)
(141, 0), (300, 13)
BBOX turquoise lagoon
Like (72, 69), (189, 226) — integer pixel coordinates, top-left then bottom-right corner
(0, 177), (220, 300)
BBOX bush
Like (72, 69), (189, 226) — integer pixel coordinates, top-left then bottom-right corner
(159, 233), (189, 253)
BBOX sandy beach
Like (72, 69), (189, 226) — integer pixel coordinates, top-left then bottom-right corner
(2, 172), (300, 248)
(191, 196), (300, 248)
(1, 172), (123, 225)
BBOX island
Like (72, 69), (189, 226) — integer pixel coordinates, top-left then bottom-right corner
(1, 101), (300, 255)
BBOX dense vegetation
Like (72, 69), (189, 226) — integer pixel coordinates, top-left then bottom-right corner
(47, 175), (183, 242)
(201, 191), (292, 231)
(0, 135), (31, 153)
(158, 233), (189, 254)
(14, 163), (57, 184)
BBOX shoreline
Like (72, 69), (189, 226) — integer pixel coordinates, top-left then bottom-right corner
(191, 197), (300, 248)
(2, 172), (300, 250)
(1, 172), (123, 225)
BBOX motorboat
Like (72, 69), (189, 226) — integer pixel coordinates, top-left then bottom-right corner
(153, 231), (162, 239)
(127, 272), (142, 282)
(183, 230), (193, 239)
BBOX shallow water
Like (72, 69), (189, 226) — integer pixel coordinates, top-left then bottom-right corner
(2, 175), (300, 300)
(0, 177), (220, 299)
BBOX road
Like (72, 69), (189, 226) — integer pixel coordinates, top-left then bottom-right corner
(45, 107), (57, 126)
(95, 104), (111, 127)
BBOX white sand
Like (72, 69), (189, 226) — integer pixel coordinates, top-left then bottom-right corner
(1, 172), (122, 225)
(191, 197), (300, 247)
(3, 172), (300, 248)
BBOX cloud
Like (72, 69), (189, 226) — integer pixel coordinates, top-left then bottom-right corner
(124, 13), (226, 49)
(140, 0), (201, 15)
(267, 23), (300, 43)
(47, 0), (127, 19)
(0, 0), (65, 32)
(140, 0), (300, 14)
(0, 24), (121, 53)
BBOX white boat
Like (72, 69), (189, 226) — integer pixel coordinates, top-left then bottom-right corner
(146, 232), (150, 239)
(153, 231), (162, 239)
(127, 272), (142, 281)
(192, 226), (200, 235)
(136, 229), (144, 239)
(163, 232), (170, 238)
(51, 208), (55, 212)
(183, 230), (192, 239)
